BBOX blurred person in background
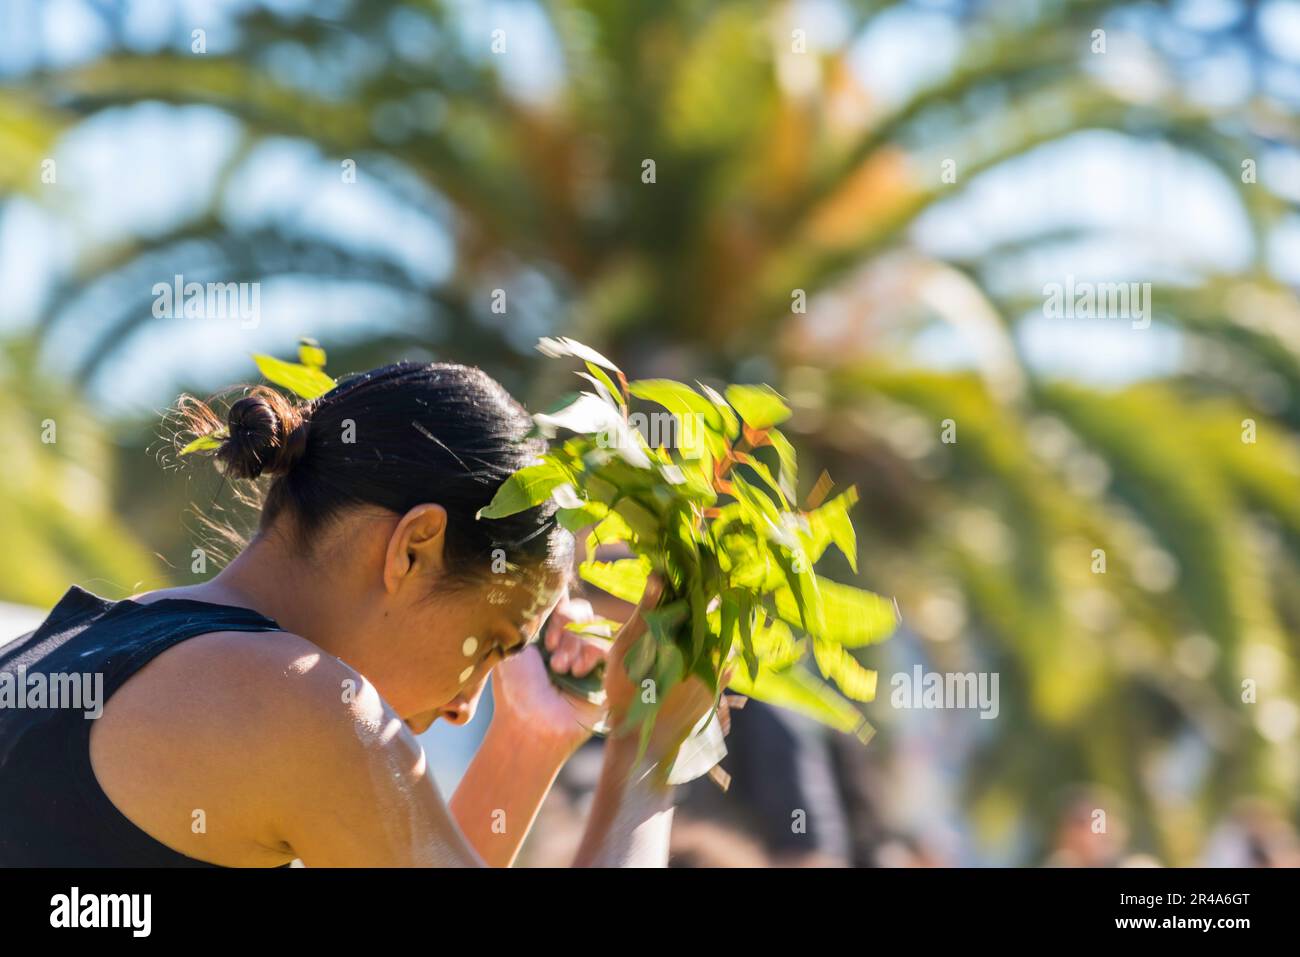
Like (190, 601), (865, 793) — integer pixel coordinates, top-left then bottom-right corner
(1042, 786), (1158, 868)
(1202, 799), (1300, 867)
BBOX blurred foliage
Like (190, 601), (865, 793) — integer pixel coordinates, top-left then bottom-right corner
(2, 0), (1299, 862)
(0, 339), (161, 603)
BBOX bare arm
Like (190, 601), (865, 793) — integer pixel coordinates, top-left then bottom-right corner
(451, 713), (677, 868)
(572, 575), (716, 867)
(573, 736), (675, 867)
(448, 713), (572, 867)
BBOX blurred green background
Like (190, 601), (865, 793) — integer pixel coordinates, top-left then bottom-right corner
(2, 0), (1299, 865)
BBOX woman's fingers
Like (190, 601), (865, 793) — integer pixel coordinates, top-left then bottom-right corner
(571, 640), (604, 677)
(551, 633), (576, 672)
(544, 595), (594, 652)
(548, 632), (609, 676)
(542, 589), (599, 669)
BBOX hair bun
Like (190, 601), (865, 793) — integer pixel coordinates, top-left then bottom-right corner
(219, 387), (310, 480)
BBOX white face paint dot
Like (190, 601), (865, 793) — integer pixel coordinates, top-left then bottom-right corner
(462, 636), (479, 657)
(458, 666), (474, 684)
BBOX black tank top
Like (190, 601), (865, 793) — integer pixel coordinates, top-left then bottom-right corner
(0, 586), (285, 866)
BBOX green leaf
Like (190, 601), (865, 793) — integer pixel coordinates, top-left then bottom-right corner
(537, 336), (621, 373)
(533, 392), (621, 436)
(719, 590), (740, 668)
(477, 462), (569, 519)
(579, 556), (653, 603)
(716, 527), (772, 590)
(725, 383), (791, 429)
(776, 545), (826, 636)
(806, 487), (859, 572)
(630, 379), (723, 432)
(575, 371), (617, 405)
(623, 632), (658, 686)
(773, 577), (898, 647)
(737, 454), (789, 509)
(811, 641), (878, 702)
(730, 472), (781, 526)
(767, 428), (798, 503)
(642, 600), (689, 643)
(728, 663), (869, 737)
(178, 432), (225, 455)
(698, 382), (740, 439)
(583, 473), (620, 505)
(535, 394), (652, 468)
(563, 617), (621, 639)
(584, 361), (624, 406)
(556, 501), (608, 531)
(612, 496), (661, 541)
(737, 592), (759, 680)
(751, 616), (802, 669)
(297, 337), (327, 369)
(585, 508), (634, 552)
(253, 354), (335, 400)
(652, 641), (685, 694)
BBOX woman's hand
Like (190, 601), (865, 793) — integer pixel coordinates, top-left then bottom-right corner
(490, 590), (609, 757)
(540, 593), (608, 679)
(494, 579), (725, 782)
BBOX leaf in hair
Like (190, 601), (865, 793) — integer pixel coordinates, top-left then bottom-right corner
(179, 431), (227, 455)
(297, 337), (328, 370)
(253, 353), (335, 400)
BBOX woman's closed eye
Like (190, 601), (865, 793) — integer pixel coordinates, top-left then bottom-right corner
(485, 633), (529, 663)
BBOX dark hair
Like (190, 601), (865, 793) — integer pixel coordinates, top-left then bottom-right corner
(177, 362), (570, 584)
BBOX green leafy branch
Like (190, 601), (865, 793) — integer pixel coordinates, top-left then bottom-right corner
(482, 337), (898, 744)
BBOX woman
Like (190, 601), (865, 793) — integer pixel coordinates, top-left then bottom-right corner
(0, 361), (715, 867)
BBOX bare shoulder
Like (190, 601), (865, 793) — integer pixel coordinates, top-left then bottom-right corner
(91, 629), (474, 867)
(97, 627), (368, 752)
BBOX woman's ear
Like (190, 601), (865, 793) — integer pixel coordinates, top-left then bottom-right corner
(382, 504), (449, 594)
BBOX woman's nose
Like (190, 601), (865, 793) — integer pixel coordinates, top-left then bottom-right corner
(439, 697), (474, 725)
(440, 668), (492, 725)
(439, 680), (487, 725)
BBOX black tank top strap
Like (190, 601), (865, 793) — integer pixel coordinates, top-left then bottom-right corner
(0, 586), (286, 867)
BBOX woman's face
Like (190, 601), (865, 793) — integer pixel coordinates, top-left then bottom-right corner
(329, 502), (570, 730)
(396, 563), (568, 733)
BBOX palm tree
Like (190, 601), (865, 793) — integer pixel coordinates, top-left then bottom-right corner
(3, 0), (1298, 861)
(0, 336), (162, 608)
